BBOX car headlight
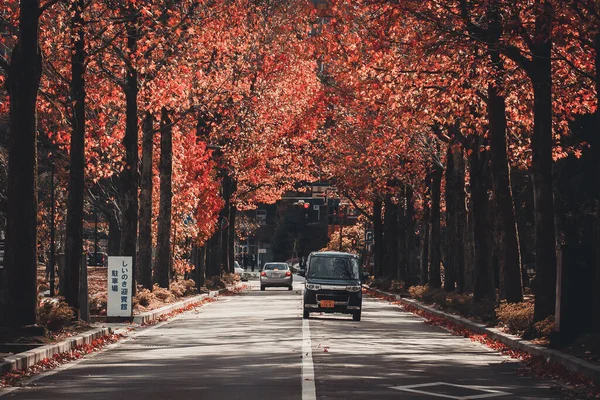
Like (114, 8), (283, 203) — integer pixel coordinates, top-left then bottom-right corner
(346, 285), (361, 292)
(305, 284), (321, 291)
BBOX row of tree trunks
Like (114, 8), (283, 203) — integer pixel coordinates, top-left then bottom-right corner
(0, 0), (42, 327)
(155, 108), (173, 288)
(138, 112), (155, 289)
(371, 187), (419, 285)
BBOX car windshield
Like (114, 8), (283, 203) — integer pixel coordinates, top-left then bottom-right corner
(264, 263), (288, 270)
(307, 256), (359, 280)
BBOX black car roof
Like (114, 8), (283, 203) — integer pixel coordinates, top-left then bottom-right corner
(309, 251), (357, 258)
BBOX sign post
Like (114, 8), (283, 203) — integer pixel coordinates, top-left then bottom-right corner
(107, 256), (133, 317)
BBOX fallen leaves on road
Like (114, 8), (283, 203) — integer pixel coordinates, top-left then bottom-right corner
(365, 290), (600, 399)
(0, 333), (122, 388)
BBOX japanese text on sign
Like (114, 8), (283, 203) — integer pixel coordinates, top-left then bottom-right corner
(107, 256), (132, 317)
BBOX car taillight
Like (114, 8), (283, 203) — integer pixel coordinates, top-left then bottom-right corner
(285, 271), (291, 276)
(260, 271), (266, 277)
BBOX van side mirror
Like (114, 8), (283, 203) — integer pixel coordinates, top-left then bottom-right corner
(298, 269), (305, 277)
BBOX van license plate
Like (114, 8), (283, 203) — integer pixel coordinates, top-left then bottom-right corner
(320, 300), (335, 308)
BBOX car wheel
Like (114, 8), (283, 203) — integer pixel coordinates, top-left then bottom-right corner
(352, 311), (361, 321)
(303, 309), (310, 319)
(288, 285), (293, 291)
(260, 285), (265, 291)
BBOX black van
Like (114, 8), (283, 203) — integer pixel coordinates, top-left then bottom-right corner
(301, 251), (364, 321)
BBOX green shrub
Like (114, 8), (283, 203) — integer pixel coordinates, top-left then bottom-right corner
(37, 298), (74, 331)
(496, 301), (534, 334)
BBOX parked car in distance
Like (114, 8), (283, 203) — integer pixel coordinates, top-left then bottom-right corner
(260, 262), (293, 291)
(87, 252), (108, 267)
(302, 251), (366, 321)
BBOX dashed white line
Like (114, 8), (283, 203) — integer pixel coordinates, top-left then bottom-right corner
(302, 317), (317, 400)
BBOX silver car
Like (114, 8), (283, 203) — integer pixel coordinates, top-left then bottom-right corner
(260, 262), (293, 291)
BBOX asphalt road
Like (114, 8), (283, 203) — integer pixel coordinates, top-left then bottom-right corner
(1, 276), (567, 400)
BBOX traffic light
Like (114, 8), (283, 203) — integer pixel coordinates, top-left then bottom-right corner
(303, 202), (310, 209)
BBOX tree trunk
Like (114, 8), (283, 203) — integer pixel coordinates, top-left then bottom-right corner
(470, 142), (495, 301)
(373, 198), (384, 278)
(530, 9), (557, 322)
(195, 245), (206, 291)
(428, 164), (442, 288)
(445, 143), (457, 292)
(64, 0), (86, 312)
(398, 191), (407, 283)
(487, 11), (523, 302)
(155, 108), (172, 288)
(464, 197), (475, 292)
(383, 194), (399, 280)
(138, 112), (154, 289)
(593, 33), (600, 333)
(450, 137), (468, 293)
(405, 186), (418, 287)
(228, 191), (237, 275)
(206, 231), (220, 278)
(220, 174), (232, 274)
(1, 0), (42, 327)
(420, 206), (430, 285)
(120, 20), (139, 294)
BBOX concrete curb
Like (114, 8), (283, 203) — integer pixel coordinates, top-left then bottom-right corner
(0, 327), (111, 374)
(366, 287), (600, 386)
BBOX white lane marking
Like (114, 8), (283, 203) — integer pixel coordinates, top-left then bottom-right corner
(302, 317), (317, 400)
(390, 382), (510, 399)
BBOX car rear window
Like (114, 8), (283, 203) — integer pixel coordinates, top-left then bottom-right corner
(307, 257), (359, 280)
(264, 263), (289, 270)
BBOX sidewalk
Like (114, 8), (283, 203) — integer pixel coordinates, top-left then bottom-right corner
(366, 286), (600, 387)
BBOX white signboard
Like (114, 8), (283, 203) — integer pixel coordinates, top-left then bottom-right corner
(258, 248), (267, 254)
(107, 256), (132, 317)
